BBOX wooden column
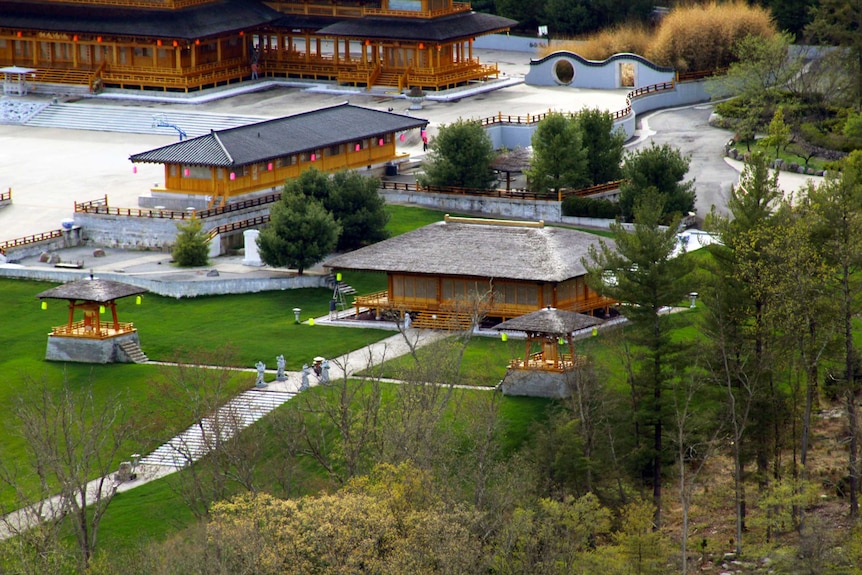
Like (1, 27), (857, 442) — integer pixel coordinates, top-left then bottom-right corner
(305, 33), (310, 62)
(333, 38), (338, 65)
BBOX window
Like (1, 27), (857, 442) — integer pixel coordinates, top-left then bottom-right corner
(327, 144), (344, 157)
(181, 165), (210, 179)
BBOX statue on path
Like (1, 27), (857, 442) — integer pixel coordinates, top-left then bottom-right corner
(321, 359), (331, 383)
(301, 364), (310, 391)
(276, 354), (286, 381)
(255, 361), (266, 388)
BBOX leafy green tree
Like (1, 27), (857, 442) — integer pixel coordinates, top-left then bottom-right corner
(806, 151), (862, 516)
(759, 106), (791, 159)
(619, 143), (696, 222)
(495, 0), (546, 31)
(703, 150), (782, 554)
(758, 0), (817, 38)
(527, 113), (588, 197)
(421, 119), (497, 190)
(806, 0), (862, 107)
(328, 170), (389, 251)
(575, 107), (625, 185)
(257, 189), (340, 275)
(584, 189), (694, 527)
(172, 215), (209, 267)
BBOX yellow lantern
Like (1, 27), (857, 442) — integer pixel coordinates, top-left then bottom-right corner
(501, 332), (508, 342)
(136, 295), (142, 305)
(99, 305), (106, 314)
(41, 301), (47, 310)
(308, 318), (315, 326)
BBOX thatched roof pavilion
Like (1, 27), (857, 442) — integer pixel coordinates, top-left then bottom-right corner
(36, 278), (148, 363)
(326, 215), (617, 329)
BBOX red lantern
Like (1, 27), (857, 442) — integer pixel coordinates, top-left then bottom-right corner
(195, 39), (200, 46)
(399, 133), (405, 142)
(229, 172), (236, 180)
(73, 35), (79, 42)
(267, 162), (273, 171)
(418, 42), (425, 50)
(132, 165), (137, 174)
(355, 143), (360, 152)
(184, 168), (190, 177)
(310, 153), (316, 162)
(16, 31), (22, 38)
(157, 39), (162, 46)
(173, 40), (178, 47)
(97, 36), (102, 43)
(378, 138), (384, 146)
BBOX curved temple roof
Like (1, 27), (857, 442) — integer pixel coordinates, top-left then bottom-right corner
(317, 11), (517, 42)
(494, 308), (603, 335)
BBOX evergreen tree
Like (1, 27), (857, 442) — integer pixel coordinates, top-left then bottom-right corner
(584, 189), (694, 527)
(527, 113), (588, 197)
(574, 107), (625, 185)
(806, 0), (862, 107)
(257, 190), (340, 275)
(619, 143), (695, 223)
(420, 119), (497, 190)
(328, 170), (389, 251)
(172, 215), (209, 267)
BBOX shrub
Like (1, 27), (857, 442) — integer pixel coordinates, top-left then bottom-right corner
(647, 1), (775, 72)
(172, 216), (209, 267)
(547, 1), (775, 72)
(562, 196), (622, 219)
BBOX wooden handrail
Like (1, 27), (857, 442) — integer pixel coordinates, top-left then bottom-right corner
(0, 229), (65, 253)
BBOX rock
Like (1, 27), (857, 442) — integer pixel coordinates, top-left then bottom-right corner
(206, 269), (219, 277)
(93, 248), (106, 257)
(797, 165), (806, 173)
(817, 170), (825, 176)
(39, 251), (50, 263)
(48, 253), (61, 264)
(788, 162), (799, 171)
(806, 167), (815, 175)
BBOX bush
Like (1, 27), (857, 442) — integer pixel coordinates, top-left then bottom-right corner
(544, 1), (775, 72)
(647, 1), (775, 72)
(562, 196), (621, 219)
(172, 216), (209, 267)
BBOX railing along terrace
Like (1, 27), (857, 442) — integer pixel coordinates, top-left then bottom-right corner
(0, 189), (10, 202)
(379, 179), (622, 200)
(0, 229), (64, 254)
(50, 320), (136, 339)
(74, 192), (281, 219)
(206, 214), (270, 241)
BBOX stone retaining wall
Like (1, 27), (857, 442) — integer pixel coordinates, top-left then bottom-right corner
(0, 266), (327, 298)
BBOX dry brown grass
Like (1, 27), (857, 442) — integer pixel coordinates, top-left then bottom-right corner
(541, 1), (776, 73)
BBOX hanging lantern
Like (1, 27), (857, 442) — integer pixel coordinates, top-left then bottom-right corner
(73, 35), (79, 42)
(336, 272), (342, 282)
(310, 153), (316, 162)
(378, 138), (384, 146)
(41, 301), (47, 310)
(136, 295), (142, 305)
(99, 305), (106, 314)
(173, 40), (179, 47)
(308, 318), (315, 326)
(558, 337), (565, 345)
(16, 31), (22, 38)
(157, 39), (162, 46)
(132, 165), (137, 174)
(267, 162), (273, 171)
(591, 327), (598, 337)
(97, 36), (103, 43)
(500, 332), (507, 342)
(195, 39), (200, 45)
(355, 143), (360, 152)
(399, 133), (405, 142)
(183, 168), (190, 177)
(365, 40), (371, 46)
(229, 172), (236, 180)
(418, 42), (425, 50)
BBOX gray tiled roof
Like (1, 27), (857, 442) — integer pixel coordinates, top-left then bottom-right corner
(326, 220), (614, 283)
(129, 103), (428, 167)
(2, 0), (282, 40)
(317, 12), (517, 42)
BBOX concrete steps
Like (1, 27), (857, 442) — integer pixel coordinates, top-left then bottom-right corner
(25, 103), (265, 138)
(139, 388), (295, 468)
(118, 340), (149, 364)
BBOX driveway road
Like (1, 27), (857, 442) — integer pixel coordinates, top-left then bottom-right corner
(627, 103), (738, 220)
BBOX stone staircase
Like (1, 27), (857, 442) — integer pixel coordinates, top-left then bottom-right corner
(119, 340), (149, 364)
(25, 103), (265, 138)
(139, 388), (296, 468)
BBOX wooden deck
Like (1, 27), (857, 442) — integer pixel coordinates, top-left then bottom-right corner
(50, 321), (136, 339)
(508, 352), (588, 372)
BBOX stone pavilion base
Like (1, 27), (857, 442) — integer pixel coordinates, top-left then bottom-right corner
(46, 332), (142, 363)
(500, 368), (572, 399)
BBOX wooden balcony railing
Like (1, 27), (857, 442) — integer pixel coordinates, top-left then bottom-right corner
(50, 321), (136, 339)
(508, 352), (588, 372)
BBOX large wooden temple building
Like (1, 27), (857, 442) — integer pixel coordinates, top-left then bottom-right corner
(325, 215), (617, 329)
(1, 0), (515, 93)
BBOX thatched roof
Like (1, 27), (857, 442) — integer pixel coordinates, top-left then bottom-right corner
(326, 217), (614, 283)
(36, 279), (147, 303)
(494, 308), (603, 335)
(491, 147), (531, 174)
